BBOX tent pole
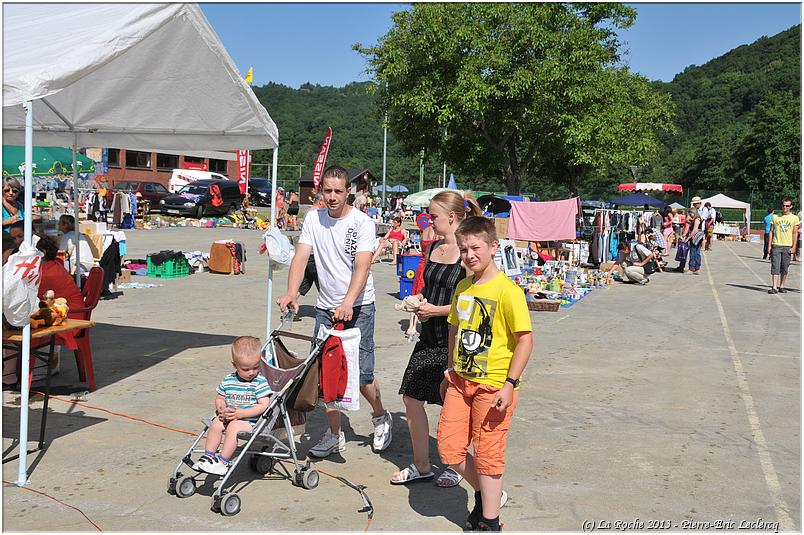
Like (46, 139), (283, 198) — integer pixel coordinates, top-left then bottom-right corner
(266, 146), (278, 340)
(72, 137), (81, 288)
(17, 100), (34, 487)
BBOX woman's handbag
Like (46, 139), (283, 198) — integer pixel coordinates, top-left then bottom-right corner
(691, 230), (705, 246)
(675, 240), (689, 262)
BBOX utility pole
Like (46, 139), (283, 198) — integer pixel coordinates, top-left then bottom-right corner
(382, 110), (388, 208)
(419, 149), (425, 192)
(442, 127), (447, 187)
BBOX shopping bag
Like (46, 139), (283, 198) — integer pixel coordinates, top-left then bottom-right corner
(263, 226), (294, 270)
(3, 238), (43, 327)
(675, 241), (689, 263)
(317, 324), (361, 411)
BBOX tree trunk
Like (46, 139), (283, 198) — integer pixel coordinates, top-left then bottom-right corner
(567, 165), (588, 197)
(502, 167), (522, 195)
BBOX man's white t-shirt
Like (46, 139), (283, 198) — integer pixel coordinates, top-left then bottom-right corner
(59, 232), (97, 275)
(298, 207), (377, 310)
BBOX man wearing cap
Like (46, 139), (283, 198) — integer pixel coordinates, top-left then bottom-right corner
(679, 197), (703, 274)
(766, 199), (800, 294)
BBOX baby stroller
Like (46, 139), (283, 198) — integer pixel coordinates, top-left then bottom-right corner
(168, 313), (324, 516)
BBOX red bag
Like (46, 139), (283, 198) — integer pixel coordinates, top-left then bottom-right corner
(320, 323), (348, 403)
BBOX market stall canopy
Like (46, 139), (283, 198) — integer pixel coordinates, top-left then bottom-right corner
(372, 184), (409, 195)
(477, 195), (512, 215)
(698, 193), (751, 225)
(669, 202), (685, 210)
(2, 3), (278, 151)
(618, 182), (683, 194)
(404, 187), (452, 209)
(2, 145), (95, 177)
(610, 192), (667, 209)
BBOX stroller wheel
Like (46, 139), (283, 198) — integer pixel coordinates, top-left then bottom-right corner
(220, 492), (241, 516)
(175, 476), (196, 498)
(301, 469), (319, 490)
(250, 447), (275, 475)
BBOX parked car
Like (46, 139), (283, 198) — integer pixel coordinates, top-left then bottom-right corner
(160, 179), (244, 218)
(168, 169), (228, 193)
(249, 177), (272, 206)
(113, 179), (170, 213)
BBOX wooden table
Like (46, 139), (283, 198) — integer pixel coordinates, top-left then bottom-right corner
(2, 319), (95, 463)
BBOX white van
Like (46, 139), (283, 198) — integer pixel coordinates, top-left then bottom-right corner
(168, 169), (228, 193)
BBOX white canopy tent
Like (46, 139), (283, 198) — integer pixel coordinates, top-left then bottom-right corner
(3, 3), (280, 486)
(698, 193), (751, 228)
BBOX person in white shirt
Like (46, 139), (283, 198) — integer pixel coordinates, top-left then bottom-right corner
(605, 241), (656, 285)
(57, 214), (98, 276)
(699, 202), (717, 251)
(277, 165), (392, 458)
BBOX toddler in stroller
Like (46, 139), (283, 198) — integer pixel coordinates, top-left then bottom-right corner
(192, 336), (272, 475)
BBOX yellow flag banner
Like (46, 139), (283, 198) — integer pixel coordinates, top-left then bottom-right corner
(244, 66), (253, 84)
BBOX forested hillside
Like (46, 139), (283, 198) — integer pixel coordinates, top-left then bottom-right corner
(250, 24), (801, 199)
(643, 24), (800, 198)
(251, 82), (434, 189)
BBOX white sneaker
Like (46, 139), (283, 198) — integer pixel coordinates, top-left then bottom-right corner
(309, 429), (346, 458)
(193, 454), (229, 476)
(371, 411), (393, 452)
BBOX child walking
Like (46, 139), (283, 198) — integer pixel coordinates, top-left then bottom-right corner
(193, 336), (271, 475)
(438, 216), (533, 531)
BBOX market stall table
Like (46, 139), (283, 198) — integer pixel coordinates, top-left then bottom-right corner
(2, 319), (95, 463)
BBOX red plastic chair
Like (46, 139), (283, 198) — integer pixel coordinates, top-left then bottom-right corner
(69, 267), (104, 391)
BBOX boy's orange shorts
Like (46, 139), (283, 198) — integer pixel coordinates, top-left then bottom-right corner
(437, 372), (518, 476)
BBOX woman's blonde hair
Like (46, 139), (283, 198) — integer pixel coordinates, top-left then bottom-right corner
(430, 191), (482, 221)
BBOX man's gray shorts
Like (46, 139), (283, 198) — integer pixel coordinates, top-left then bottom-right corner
(314, 304), (375, 385)
(770, 245), (791, 276)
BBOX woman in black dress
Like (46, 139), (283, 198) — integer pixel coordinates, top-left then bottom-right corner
(391, 191), (481, 485)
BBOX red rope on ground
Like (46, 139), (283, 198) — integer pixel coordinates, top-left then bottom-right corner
(36, 391), (373, 530)
(4, 480), (103, 531)
(35, 392), (197, 436)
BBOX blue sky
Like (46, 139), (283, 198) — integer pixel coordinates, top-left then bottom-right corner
(201, 3), (801, 88)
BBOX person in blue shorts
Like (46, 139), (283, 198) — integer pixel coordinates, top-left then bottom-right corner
(193, 336), (271, 475)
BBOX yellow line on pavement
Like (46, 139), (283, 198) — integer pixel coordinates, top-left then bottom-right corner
(703, 252), (794, 530)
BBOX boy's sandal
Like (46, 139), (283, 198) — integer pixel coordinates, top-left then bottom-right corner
(778, 288), (788, 293)
(435, 466), (464, 488)
(390, 464), (435, 485)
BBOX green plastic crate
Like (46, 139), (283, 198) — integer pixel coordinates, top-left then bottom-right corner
(147, 255), (190, 278)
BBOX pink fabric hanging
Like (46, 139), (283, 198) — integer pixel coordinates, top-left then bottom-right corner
(506, 197), (579, 241)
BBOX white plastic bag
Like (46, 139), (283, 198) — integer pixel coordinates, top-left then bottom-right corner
(262, 227), (294, 270)
(317, 325), (361, 412)
(3, 238), (44, 327)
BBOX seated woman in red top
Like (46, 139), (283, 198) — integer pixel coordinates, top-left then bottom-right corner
(35, 234), (86, 350)
(372, 215), (409, 265)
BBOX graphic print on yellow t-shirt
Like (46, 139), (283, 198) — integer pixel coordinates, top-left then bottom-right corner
(448, 272), (532, 388)
(771, 214), (801, 247)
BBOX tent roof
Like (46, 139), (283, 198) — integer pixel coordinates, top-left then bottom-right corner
(698, 193), (749, 210)
(610, 192), (667, 208)
(3, 3), (278, 150)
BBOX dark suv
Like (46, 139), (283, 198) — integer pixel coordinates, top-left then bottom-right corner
(113, 180), (170, 213)
(160, 179), (244, 218)
(249, 177), (272, 206)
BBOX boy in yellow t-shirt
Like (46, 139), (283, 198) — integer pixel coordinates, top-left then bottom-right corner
(438, 216), (533, 532)
(767, 199), (800, 294)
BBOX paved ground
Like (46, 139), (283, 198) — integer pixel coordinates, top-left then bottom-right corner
(3, 227), (800, 531)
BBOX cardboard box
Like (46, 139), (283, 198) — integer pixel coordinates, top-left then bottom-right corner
(117, 269), (132, 284)
(79, 221), (107, 235)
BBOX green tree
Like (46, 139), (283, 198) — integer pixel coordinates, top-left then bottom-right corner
(356, 3), (675, 195)
(733, 92), (801, 198)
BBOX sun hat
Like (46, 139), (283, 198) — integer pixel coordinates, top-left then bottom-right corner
(691, 196), (702, 204)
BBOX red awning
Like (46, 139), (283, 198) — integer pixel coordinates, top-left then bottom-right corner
(618, 183), (683, 194)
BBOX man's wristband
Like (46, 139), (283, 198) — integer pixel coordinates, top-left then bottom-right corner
(505, 377), (520, 388)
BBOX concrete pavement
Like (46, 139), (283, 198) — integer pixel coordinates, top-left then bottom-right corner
(3, 228), (800, 531)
